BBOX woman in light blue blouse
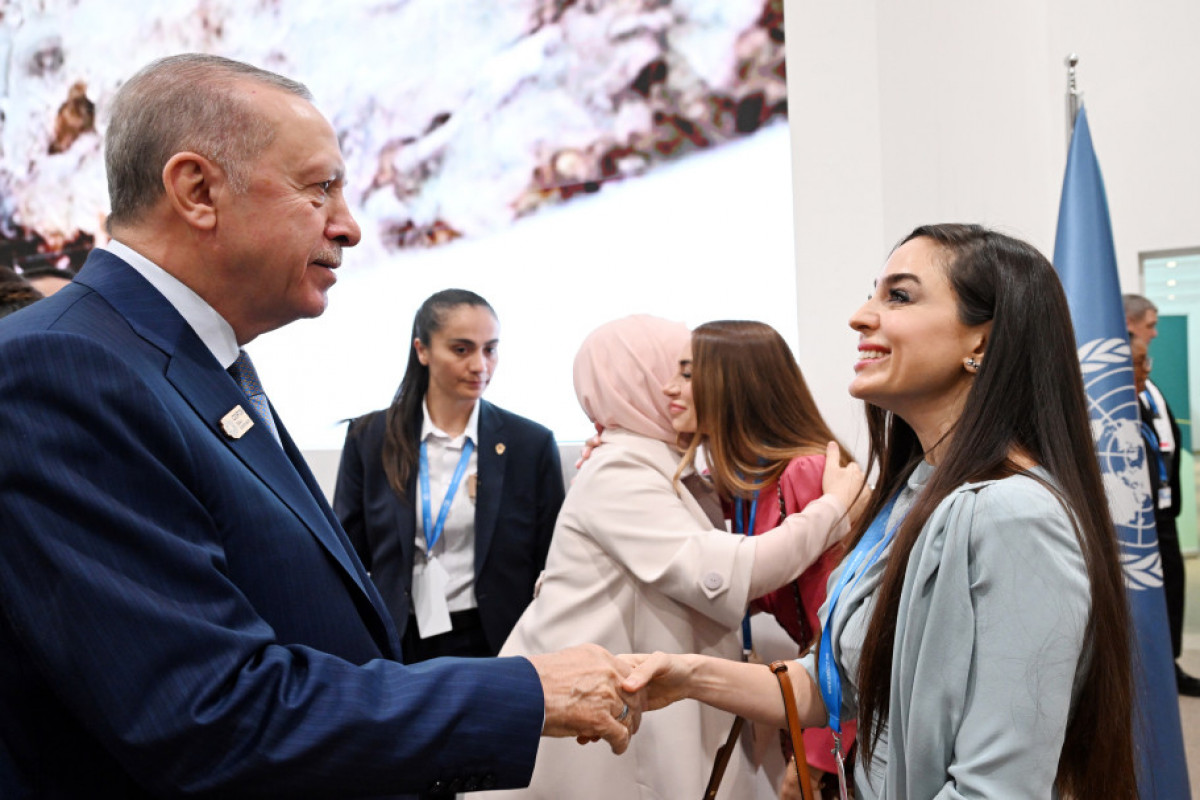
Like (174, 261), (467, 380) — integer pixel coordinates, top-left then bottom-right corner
(623, 225), (1135, 799)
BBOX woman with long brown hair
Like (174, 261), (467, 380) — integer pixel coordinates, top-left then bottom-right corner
(663, 320), (857, 794)
(485, 315), (865, 800)
(624, 224), (1136, 799)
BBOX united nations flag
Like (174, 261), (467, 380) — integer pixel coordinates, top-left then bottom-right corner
(1053, 105), (1189, 798)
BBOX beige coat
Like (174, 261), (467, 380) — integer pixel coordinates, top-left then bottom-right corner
(481, 429), (844, 800)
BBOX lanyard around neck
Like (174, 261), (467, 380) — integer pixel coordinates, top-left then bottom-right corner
(418, 438), (474, 554)
(818, 492), (901, 736)
(1141, 422), (1169, 483)
(734, 492), (759, 656)
(1141, 388), (1160, 416)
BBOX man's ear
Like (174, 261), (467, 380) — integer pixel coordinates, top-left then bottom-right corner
(162, 152), (222, 231)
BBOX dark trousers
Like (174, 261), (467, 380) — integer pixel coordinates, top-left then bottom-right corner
(402, 608), (491, 664)
(1158, 515), (1185, 659)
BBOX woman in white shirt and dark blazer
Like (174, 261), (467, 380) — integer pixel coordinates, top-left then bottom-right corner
(334, 289), (565, 664)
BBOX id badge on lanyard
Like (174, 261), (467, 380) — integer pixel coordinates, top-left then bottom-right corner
(414, 439), (474, 638)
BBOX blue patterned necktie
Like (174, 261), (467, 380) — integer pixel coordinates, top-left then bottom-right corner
(227, 349), (281, 443)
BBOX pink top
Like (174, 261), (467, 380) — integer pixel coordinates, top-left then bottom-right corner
(750, 454), (856, 775)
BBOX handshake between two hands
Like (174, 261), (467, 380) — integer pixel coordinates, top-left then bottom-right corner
(528, 645), (691, 755)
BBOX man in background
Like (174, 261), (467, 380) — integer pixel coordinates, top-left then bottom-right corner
(1125, 293), (1200, 696)
(0, 53), (638, 798)
(17, 260), (76, 296)
(0, 264), (42, 317)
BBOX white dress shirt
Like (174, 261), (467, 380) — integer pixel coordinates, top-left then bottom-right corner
(104, 240), (239, 369)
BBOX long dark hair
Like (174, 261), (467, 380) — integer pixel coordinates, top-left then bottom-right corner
(852, 224), (1134, 797)
(381, 289), (496, 498)
(677, 320), (851, 499)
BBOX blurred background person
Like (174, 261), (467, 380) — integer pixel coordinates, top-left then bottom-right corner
(335, 289), (565, 668)
(17, 260), (76, 297)
(663, 319), (857, 798)
(484, 314), (864, 800)
(0, 266), (43, 318)
(1125, 295), (1197, 696)
(624, 225), (1135, 799)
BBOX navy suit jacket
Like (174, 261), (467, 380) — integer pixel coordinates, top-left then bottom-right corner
(333, 402), (564, 655)
(0, 250), (543, 798)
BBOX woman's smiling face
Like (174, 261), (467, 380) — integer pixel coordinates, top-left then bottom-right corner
(848, 236), (987, 442)
(662, 342), (696, 434)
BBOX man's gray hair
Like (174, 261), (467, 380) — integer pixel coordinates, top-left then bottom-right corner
(1122, 293), (1158, 322)
(105, 53), (311, 228)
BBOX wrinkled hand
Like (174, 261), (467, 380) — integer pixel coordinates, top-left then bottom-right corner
(820, 441), (869, 525)
(573, 423), (606, 470)
(529, 643), (642, 754)
(618, 652), (693, 713)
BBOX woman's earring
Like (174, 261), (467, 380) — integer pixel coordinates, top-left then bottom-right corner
(965, 357), (980, 372)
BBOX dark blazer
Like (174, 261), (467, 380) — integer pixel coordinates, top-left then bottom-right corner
(334, 401), (564, 655)
(0, 250), (543, 799)
(1139, 385), (1183, 523)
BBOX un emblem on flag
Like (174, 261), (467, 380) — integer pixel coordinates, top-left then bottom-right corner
(1079, 338), (1162, 591)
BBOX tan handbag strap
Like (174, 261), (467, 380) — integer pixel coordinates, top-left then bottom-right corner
(771, 660), (816, 800)
(701, 715), (744, 800)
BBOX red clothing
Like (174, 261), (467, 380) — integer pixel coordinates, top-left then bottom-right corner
(742, 454), (856, 774)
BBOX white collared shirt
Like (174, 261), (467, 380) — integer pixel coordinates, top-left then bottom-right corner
(104, 240), (240, 369)
(414, 399), (480, 613)
(1141, 379), (1177, 456)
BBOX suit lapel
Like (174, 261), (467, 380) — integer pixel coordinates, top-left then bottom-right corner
(77, 251), (377, 603)
(277, 417), (402, 650)
(473, 401), (506, 576)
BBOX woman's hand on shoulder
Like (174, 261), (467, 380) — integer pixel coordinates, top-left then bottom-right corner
(573, 422), (606, 471)
(820, 441), (869, 525)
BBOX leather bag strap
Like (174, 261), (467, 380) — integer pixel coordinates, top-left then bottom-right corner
(701, 715), (744, 800)
(771, 660), (815, 800)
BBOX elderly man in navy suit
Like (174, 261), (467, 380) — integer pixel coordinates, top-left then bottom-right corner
(0, 53), (638, 798)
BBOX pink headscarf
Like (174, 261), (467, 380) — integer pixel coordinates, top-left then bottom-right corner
(573, 315), (690, 444)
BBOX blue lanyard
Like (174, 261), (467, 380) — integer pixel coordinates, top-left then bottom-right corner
(1141, 388), (1160, 417)
(1140, 390), (1169, 481)
(734, 493), (758, 655)
(1141, 422), (1169, 484)
(818, 494), (901, 736)
(418, 438), (475, 554)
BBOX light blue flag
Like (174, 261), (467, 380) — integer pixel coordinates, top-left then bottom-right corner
(1053, 105), (1189, 798)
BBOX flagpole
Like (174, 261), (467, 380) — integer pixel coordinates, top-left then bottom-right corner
(1065, 53), (1081, 139)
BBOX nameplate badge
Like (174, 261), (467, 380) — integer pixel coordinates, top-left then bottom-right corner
(220, 406), (255, 439)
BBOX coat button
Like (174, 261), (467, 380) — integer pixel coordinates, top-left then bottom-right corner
(703, 571), (724, 590)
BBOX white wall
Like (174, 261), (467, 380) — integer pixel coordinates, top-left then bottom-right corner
(780, 0), (1200, 463)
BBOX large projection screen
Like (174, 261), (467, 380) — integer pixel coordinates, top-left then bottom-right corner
(0, 0), (798, 450)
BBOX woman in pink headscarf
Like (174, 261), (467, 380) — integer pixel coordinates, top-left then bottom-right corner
(484, 316), (863, 800)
